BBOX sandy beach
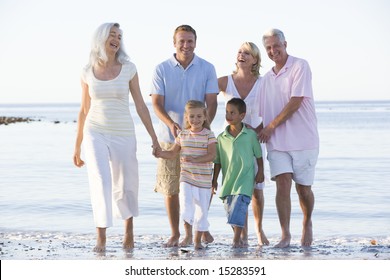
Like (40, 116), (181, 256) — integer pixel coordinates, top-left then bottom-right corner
(2, 234), (388, 280)
(1, 231), (389, 260)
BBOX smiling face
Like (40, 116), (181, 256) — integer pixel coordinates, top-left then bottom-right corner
(236, 45), (257, 70)
(263, 35), (288, 67)
(185, 107), (206, 132)
(174, 31), (196, 63)
(105, 25), (122, 55)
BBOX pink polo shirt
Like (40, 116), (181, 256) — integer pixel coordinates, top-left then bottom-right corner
(258, 55), (319, 152)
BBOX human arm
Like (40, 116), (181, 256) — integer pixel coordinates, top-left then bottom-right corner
(218, 76), (228, 93)
(205, 93), (218, 123)
(182, 142), (216, 163)
(130, 73), (160, 154)
(151, 94), (182, 139)
(258, 96), (303, 143)
(255, 157), (264, 184)
(73, 79), (90, 168)
(212, 163), (221, 192)
(155, 143), (181, 159)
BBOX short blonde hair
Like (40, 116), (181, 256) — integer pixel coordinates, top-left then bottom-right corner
(233, 42), (261, 77)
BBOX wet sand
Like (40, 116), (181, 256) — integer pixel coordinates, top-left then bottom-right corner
(1, 232), (389, 260)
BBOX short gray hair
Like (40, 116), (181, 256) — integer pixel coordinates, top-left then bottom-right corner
(262, 28), (286, 45)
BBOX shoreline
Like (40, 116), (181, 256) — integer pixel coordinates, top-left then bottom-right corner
(1, 232), (389, 260)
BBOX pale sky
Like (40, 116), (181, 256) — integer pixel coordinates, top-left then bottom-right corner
(0, 0), (389, 103)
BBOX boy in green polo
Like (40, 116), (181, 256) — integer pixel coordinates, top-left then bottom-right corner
(212, 98), (264, 248)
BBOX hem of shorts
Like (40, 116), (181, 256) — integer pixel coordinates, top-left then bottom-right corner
(226, 221), (245, 228)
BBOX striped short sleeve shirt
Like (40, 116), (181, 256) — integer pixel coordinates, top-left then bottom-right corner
(82, 62), (137, 136)
(176, 128), (217, 189)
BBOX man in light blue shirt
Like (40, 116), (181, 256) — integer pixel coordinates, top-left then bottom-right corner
(151, 24), (218, 247)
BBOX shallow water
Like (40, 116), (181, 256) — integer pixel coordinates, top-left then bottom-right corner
(0, 101), (389, 259)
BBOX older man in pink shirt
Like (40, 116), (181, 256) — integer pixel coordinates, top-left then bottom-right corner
(257, 29), (319, 248)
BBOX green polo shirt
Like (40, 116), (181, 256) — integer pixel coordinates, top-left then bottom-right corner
(215, 124), (262, 199)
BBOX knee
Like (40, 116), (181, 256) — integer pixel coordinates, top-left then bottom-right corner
(276, 173), (292, 188)
(276, 175), (292, 197)
(296, 185), (313, 200)
(252, 189), (264, 201)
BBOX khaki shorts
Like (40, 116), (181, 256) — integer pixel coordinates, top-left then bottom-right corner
(154, 142), (181, 195)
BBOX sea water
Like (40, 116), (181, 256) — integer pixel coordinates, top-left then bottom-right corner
(0, 101), (389, 248)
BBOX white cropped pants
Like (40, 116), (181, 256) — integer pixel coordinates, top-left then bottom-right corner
(180, 182), (211, 232)
(84, 129), (139, 228)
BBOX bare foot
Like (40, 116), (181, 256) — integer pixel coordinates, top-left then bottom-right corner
(232, 239), (248, 248)
(164, 236), (179, 247)
(194, 242), (205, 250)
(201, 231), (214, 244)
(257, 230), (270, 246)
(123, 233), (134, 250)
(93, 236), (106, 252)
(179, 235), (193, 247)
(232, 241), (241, 248)
(274, 235), (291, 248)
(301, 221), (313, 247)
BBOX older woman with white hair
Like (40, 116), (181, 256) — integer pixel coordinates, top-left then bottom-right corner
(73, 22), (160, 252)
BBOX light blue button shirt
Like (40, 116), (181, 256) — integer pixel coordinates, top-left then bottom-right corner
(151, 54), (219, 142)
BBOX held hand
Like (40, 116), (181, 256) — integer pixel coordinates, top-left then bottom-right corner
(151, 139), (161, 157)
(154, 147), (163, 158)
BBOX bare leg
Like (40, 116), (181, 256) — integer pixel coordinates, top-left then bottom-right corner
(274, 173), (292, 248)
(240, 213), (249, 246)
(202, 188), (214, 243)
(252, 189), (269, 246)
(232, 226), (244, 248)
(164, 194), (180, 247)
(123, 217), (134, 250)
(179, 222), (193, 247)
(94, 227), (107, 252)
(194, 231), (205, 250)
(296, 183), (314, 247)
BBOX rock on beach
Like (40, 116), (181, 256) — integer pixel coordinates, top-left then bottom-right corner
(0, 116), (35, 125)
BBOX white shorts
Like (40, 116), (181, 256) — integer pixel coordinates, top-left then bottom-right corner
(267, 149), (319, 186)
(179, 182), (212, 232)
(84, 129), (139, 228)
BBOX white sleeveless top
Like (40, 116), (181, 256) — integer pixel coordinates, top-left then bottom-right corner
(223, 75), (263, 128)
(81, 62), (137, 136)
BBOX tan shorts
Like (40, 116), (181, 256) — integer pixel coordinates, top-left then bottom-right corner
(154, 142), (181, 195)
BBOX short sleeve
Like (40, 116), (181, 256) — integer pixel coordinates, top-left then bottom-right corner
(126, 62), (137, 81)
(80, 66), (89, 83)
